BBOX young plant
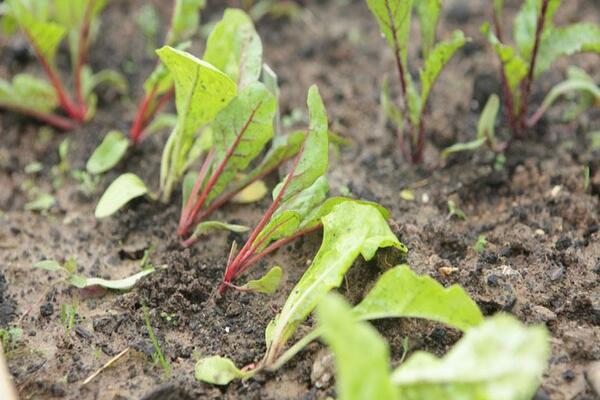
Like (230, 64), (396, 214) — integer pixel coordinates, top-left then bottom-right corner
(218, 85), (331, 292)
(317, 294), (549, 400)
(0, 0), (126, 129)
(33, 258), (156, 291)
(485, 0), (600, 137)
(129, 0), (207, 144)
(366, 0), (466, 163)
(441, 94), (502, 159)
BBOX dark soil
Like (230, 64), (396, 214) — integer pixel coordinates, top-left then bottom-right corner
(1, 0), (599, 399)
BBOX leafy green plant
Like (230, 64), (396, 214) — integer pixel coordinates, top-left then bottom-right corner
(129, 0), (206, 144)
(60, 300), (77, 334)
(217, 85), (332, 291)
(196, 257), (487, 385)
(32, 258), (155, 290)
(0, 0), (126, 129)
(484, 0), (600, 137)
(317, 293), (549, 400)
(366, 0), (466, 163)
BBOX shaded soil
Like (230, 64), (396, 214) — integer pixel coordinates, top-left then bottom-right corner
(1, 0), (599, 399)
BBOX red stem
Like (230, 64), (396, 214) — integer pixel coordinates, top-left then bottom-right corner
(236, 224), (322, 278)
(0, 104), (76, 131)
(74, 0), (96, 115)
(130, 87), (175, 144)
(178, 103), (262, 238)
(384, 0), (414, 162)
(518, 0), (549, 133)
(492, 6), (520, 137)
(219, 143), (305, 293)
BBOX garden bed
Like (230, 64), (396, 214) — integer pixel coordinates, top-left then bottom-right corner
(1, 0), (599, 398)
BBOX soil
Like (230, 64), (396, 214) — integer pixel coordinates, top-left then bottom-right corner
(1, 0), (599, 399)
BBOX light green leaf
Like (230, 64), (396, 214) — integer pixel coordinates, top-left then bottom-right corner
(95, 173), (148, 218)
(277, 85), (328, 203)
(86, 130), (129, 175)
(203, 9), (262, 89)
(317, 293), (397, 400)
(156, 46), (237, 196)
(8, 0), (66, 64)
(165, 0), (206, 45)
(264, 201), (406, 366)
(482, 23), (528, 93)
(241, 266), (283, 294)
(0, 73), (58, 113)
(514, 0), (562, 59)
(392, 314), (550, 400)
(70, 268), (155, 290)
(365, 0), (413, 67)
(195, 356), (254, 385)
(32, 260), (63, 272)
(414, 0), (441, 58)
(441, 138), (487, 159)
(205, 82), (276, 204)
(189, 220), (249, 241)
(25, 193), (55, 211)
(144, 113), (178, 137)
(477, 94), (500, 143)
(243, 131), (305, 184)
(536, 23), (600, 77)
(86, 69), (128, 97)
(420, 30), (466, 110)
(352, 265), (483, 331)
(299, 197), (390, 231)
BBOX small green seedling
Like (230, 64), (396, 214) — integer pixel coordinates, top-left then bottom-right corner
(143, 306), (171, 376)
(0, 328), (23, 353)
(32, 258), (156, 291)
(130, 0), (206, 144)
(317, 294), (549, 400)
(473, 234), (487, 253)
(441, 94), (502, 159)
(484, 0), (600, 137)
(0, 0), (126, 129)
(60, 300), (78, 334)
(447, 200), (466, 220)
(366, 0), (467, 163)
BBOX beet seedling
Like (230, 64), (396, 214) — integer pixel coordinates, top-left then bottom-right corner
(129, 0), (207, 144)
(366, 0), (467, 163)
(0, 0), (126, 130)
(484, 0), (600, 137)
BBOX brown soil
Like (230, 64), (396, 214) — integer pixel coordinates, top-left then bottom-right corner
(1, 0), (599, 399)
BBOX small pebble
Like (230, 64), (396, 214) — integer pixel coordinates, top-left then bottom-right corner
(531, 305), (557, 323)
(40, 302), (54, 317)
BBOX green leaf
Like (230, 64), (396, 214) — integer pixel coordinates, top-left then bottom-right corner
(69, 268), (155, 290)
(477, 94), (500, 143)
(352, 265), (483, 331)
(0, 73), (58, 113)
(86, 130), (129, 175)
(243, 131), (305, 184)
(419, 30), (466, 110)
(514, 0), (562, 59)
(32, 260), (63, 272)
(205, 82), (276, 204)
(240, 266), (283, 294)
(392, 314), (549, 400)
(195, 356), (254, 385)
(95, 173), (148, 218)
(414, 0), (441, 58)
(165, 0), (206, 45)
(264, 201), (406, 366)
(317, 293), (397, 400)
(25, 193), (55, 211)
(536, 23), (600, 77)
(144, 113), (178, 137)
(441, 138), (487, 159)
(203, 9), (262, 89)
(482, 23), (528, 93)
(365, 0), (413, 67)
(277, 85), (329, 203)
(189, 220), (249, 241)
(8, 0), (66, 64)
(156, 46), (237, 196)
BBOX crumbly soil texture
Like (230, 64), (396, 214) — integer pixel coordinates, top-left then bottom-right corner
(1, 0), (599, 399)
